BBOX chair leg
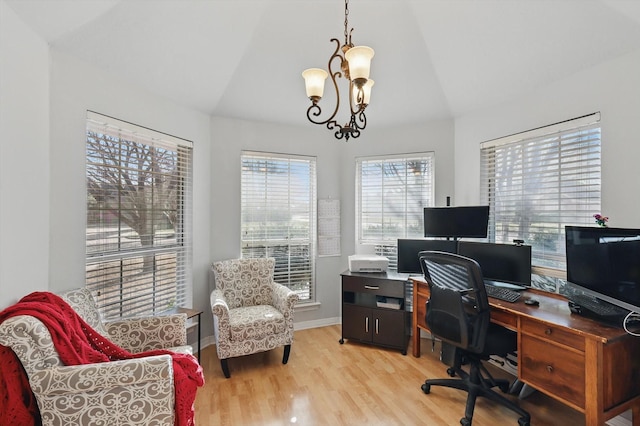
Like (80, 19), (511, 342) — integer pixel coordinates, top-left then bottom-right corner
(220, 358), (231, 378)
(282, 344), (291, 364)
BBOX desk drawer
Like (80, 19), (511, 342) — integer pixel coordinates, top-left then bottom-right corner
(521, 318), (585, 352)
(520, 334), (585, 409)
(342, 276), (404, 298)
(490, 309), (517, 330)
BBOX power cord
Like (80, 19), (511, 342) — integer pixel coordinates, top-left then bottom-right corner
(623, 311), (640, 337)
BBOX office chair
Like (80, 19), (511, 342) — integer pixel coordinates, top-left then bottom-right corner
(419, 251), (530, 426)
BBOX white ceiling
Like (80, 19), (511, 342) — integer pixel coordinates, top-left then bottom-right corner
(6, 0), (640, 128)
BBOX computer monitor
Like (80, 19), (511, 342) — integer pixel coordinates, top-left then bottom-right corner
(565, 226), (640, 313)
(396, 239), (458, 274)
(423, 206), (489, 239)
(457, 241), (532, 286)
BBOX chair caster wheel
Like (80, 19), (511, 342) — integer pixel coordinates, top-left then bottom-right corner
(339, 338), (344, 344)
(518, 417), (530, 426)
(460, 418), (471, 426)
(446, 367), (456, 377)
(421, 383), (431, 394)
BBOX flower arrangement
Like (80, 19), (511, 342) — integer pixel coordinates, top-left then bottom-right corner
(593, 213), (609, 227)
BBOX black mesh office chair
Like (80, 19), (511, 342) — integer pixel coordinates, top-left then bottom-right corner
(419, 251), (530, 426)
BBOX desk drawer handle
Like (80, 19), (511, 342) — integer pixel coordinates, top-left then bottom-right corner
(364, 285), (380, 290)
(546, 365), (554, 373)
(545, 328), (552, 335)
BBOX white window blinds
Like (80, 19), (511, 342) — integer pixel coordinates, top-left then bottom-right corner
(86, 111), (193, 319)
(356, 153), (435, 268)
(241, 151), (317, 302)
(480, 113), (601, 270)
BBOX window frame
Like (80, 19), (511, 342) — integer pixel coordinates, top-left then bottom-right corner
(355, 152), (435, 269)
(85, 111), (193, 319)
(480, 113), (602, 274)
(240, 150), (317, 303)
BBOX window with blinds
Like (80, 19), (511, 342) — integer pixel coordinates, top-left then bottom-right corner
(356, 153), (435, 269)
(480, 113), (601, 271)
(85, 111), (193, 319)
(241, 151), (317, 303)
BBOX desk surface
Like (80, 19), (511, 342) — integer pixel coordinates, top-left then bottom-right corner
(412, 276), (628, 343)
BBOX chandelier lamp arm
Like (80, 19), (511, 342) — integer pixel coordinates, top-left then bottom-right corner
(304, 39), (343, 126)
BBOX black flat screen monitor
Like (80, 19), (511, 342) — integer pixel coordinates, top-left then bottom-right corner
(458, 241), (532, 286)
(423, 206), (489, 239)
(397, 239), (458, 274)
(565, 226), (640, 313)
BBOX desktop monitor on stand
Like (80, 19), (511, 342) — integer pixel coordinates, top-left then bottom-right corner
(565, 226), (640, 324)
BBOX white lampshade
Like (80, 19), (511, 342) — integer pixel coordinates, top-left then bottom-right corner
(302, 68), (329, 99)
(345, 46), (374, 81)
(361, 79), (374, 105)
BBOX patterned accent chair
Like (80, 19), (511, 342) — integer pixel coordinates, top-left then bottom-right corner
(211, 257), (299, 378)
(0, 315), (176, 425)
(60, 287), (192, 355)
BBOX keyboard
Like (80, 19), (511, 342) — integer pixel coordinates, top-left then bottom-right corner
(568, 294), (629, 317)
(485, 285), (521, 303)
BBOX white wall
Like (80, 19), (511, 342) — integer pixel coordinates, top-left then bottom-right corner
(455, 49), (640, 229)
(0, 3), (50, 305)
(47, 50), (212, 319)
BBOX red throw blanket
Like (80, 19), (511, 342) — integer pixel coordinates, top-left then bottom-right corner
(0, 291), (204, 426)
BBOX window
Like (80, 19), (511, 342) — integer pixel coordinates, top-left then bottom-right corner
(480, 113), (601, 272)
(85, 111), (193, 319)
(241, 151), (317, 303)
(356, 153), (435, 268)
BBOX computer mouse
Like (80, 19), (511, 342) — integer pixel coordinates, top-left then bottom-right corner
(524, 298), (539, 306)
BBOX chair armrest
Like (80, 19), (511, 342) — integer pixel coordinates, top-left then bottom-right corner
(271, 282), (299, 318)
(28, 355), (175, 425)
(210, 289), (230, 320)
(29, 354), (174, 396)
(104, 314), (187, 353)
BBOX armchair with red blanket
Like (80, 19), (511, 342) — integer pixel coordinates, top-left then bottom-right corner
(0, 291), (204, 426)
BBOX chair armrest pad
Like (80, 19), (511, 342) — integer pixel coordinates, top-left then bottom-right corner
(271, 282), (299, 317)
(29, 355), (173, 396)
(104, 314), (187, 353)
(210, 290), (230, 319)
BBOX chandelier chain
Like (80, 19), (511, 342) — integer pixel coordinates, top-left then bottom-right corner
(344, 0), (349, 44)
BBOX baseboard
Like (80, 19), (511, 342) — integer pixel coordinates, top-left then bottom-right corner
(294, 317), (340, 331)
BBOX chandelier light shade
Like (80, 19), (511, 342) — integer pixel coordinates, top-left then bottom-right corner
(344, 46), (374, 83)
(355, 79), (374, 105)
(302, 68), (329, 101)
(302, 0), (375, 141)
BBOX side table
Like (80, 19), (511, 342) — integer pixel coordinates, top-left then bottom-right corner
(170, 307), (203, 360)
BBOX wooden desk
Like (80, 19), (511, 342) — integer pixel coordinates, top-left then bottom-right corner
(411, 278), (640, 426)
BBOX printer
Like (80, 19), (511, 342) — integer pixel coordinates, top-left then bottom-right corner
(348, 255), (389, 273)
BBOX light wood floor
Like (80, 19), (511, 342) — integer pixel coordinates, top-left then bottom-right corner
(194, 325), (586, 425)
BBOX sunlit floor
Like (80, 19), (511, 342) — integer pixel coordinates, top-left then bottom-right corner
(194, 325), (628, 426)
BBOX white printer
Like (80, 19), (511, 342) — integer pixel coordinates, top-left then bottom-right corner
(348, 255), (389, 273)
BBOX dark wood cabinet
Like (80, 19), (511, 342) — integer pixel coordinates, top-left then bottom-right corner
(340, 271), (409, 354)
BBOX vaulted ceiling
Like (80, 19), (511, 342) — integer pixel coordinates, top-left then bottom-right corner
(6, 0), (640, 128)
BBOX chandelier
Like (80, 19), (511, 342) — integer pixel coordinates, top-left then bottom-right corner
(302, 0), (374, 141)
